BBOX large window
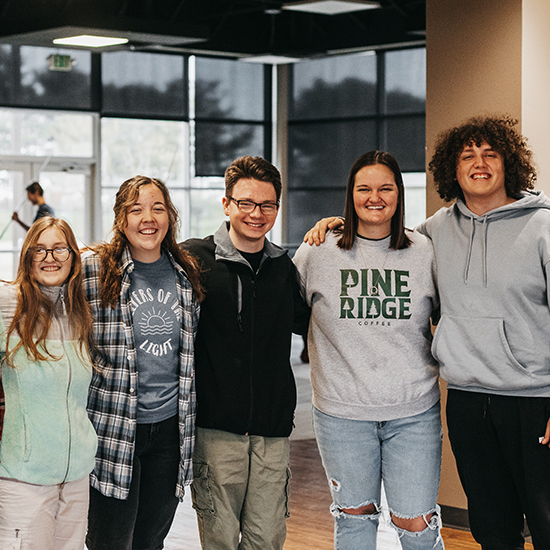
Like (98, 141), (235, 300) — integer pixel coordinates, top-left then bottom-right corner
(102, 51), (187, 119)
(0, 107), (96, 279)
(101, 117), (188, 239)
(0, 108), (93, 157)
(193, 57), (269, 176)
(0, 45), (92, 110)
(286, 48), (426, 250)
(100, 55), (268, 242)
(0, 45), (426, 269)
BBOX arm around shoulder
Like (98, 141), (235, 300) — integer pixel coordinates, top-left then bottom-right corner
(303, 216), (343, 246)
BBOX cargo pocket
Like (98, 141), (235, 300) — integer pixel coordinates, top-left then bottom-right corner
(191, 461), (216, 518)
(284, 466), (292, 518)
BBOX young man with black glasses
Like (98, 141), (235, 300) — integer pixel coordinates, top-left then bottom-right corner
(182, 155), (310, 550)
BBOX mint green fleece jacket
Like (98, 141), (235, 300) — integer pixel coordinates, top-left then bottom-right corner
(0, 284), (97, 484)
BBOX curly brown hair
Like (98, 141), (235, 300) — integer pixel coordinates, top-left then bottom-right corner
(91, 175), (204, 308)
(428, 115), (536, 202)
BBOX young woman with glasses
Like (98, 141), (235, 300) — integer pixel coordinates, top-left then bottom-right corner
(0, 216), (97, 549)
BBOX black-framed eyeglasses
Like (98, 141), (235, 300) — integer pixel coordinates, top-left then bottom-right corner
(227, 197), (279, 215)
(32, 247), (73, 262)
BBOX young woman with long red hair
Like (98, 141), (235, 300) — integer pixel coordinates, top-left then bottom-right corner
(0, 216), (97, 550)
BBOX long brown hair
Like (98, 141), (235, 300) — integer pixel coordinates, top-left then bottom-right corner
(6, 217), (94, 367)
(92, 175), (204, 308)
(337, 150), (411, 251)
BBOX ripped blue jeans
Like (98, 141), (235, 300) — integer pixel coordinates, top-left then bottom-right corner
(313, 403), (444, 550)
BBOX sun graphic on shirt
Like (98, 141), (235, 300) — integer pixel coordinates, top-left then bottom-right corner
(138, 307), (174, 335)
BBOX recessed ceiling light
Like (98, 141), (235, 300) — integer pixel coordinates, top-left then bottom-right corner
(53, 35), (128, 48)
(242, 54), (301, 64)
(283, 0), (380, 15)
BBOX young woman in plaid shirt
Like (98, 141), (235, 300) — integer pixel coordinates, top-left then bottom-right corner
(83, 176), (204, 550)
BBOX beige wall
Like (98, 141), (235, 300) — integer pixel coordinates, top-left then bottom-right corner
(426, 0), (523, 218)
(522, 0), (550, 193)
(425, 0), (550, 511)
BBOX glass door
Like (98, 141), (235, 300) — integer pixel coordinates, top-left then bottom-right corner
(0, 158), (95, 279)
(0, 167), (29, 280)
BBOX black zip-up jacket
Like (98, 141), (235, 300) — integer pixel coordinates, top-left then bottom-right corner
(182, 222), (310, 437)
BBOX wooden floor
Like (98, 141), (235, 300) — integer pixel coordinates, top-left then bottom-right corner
(165, 438), (534, 550)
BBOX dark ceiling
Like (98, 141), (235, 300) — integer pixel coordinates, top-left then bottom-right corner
(0, 0), (426, 59)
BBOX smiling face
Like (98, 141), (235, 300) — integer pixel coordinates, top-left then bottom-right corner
(222, 178), (279, 253)
(456, 141), (508, 212)
(31, 227), (73, 287)
(124, 184), (169, 263)
(353, 164), (399, 239)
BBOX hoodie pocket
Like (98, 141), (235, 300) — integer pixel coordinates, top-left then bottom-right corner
(432, 315), (533, 390)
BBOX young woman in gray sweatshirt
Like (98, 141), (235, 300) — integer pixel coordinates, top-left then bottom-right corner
(294, 151), (443, 550)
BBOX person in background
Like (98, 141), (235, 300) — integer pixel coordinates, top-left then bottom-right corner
(182, 155), (310, 550)
(83, 175), (204, 550)
(0, 216), (97, 550)
(294, 150), (443, 549)
(304, 115), (550, 549)
(12, 181), (55, 231)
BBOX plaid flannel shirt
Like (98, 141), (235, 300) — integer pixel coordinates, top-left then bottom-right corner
(83, 247), (200, 500)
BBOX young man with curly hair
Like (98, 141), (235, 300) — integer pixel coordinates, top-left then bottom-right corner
(422, 115), (550, 550)
(305, 115), (550, 549)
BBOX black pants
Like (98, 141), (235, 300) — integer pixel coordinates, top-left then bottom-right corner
(86, 415), (181, 550)
(446, 389), (550, 550)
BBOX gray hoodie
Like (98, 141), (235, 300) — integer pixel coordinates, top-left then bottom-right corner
(417, 190), (550, 397)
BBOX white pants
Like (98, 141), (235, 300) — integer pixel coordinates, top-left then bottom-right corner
(0, 476), (89, 550)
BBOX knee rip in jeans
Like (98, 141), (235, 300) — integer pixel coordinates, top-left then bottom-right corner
(330, 500), (380, 521)
(390, 507), (442, 539)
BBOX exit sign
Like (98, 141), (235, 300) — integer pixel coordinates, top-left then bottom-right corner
(48, 54), (73, 71)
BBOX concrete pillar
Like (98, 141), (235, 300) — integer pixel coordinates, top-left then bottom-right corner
(426, 0), (550, 516)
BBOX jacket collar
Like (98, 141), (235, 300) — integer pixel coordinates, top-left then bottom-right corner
(213, 222), (286, 264)
(38, 283), (66, 315)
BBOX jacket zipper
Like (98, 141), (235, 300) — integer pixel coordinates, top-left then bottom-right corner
(58, 291), (73, 483)
(246, 270), (258, 434)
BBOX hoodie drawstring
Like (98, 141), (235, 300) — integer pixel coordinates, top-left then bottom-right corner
(464, 216), (475, 285)
(464, 215), (489, 287)
(481, 216), (488, 287)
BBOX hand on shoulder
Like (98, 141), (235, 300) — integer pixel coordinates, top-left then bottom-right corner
(303, 217), (344, 246)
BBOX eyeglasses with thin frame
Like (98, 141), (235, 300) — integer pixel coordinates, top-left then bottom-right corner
(227, 197), (280, 215)
(32, 247), (73, 262)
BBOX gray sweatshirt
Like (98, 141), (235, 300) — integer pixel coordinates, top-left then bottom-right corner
(293, 230), (439, 421)
(417, 190), (550, 397)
